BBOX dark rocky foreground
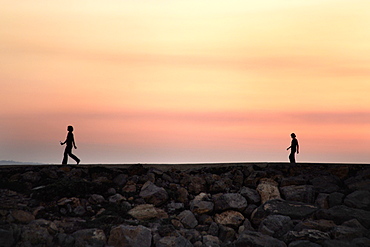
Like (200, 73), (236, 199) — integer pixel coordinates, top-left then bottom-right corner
(0, 163), (370, 247)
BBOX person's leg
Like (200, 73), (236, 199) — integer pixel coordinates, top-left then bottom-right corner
(62, 147), (69, 164)
(69, 152), (80, 164)
(289, 152), (295, 163)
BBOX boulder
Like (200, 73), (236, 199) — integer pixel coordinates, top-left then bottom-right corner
(239, 187), (261, 204)
(344, 190), (370, 210)
(218, 225), (235, 243)
(235, 230), (287, 247)
(128, 204), (168, 220)
(72, 229), (106, 247)
(328, 192), (344, 208)
(280, 185), (315, 203)
(190, 193), (214, 214)
(258, 215), (294, 239)
(316, 205), (370, 228)
(251, 199), (318, 226)
(288, 240), (321, 247)
(156, 236), (192, 247)
(108, 225), (152, 247)
(256, 178), (281, 204)
(214, 210), (245, 228)
(19, 224), (54, 247)
(139, 181), (168, 206)
(294, 219), (336, 232)
(177, 210), (198, 229)
(310, 176), (340, 193)
(11, 210), (35, 224)
(202, 235), (220, 246)
(214, 193), (248, 212)
(188, 176), (207, 194)
(88, 194), (105, 204)
(284, 229), (330, 244)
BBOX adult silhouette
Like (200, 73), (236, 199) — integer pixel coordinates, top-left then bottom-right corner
(287, 133), (299, 163)
(61, 125), (80, 165)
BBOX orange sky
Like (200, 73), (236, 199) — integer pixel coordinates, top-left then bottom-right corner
(1, 0), (370, 163)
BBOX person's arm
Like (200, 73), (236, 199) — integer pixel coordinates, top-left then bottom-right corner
(287, 146), (291, 150)
(72, 135), (77, 149)
(297, 141), (299, 154)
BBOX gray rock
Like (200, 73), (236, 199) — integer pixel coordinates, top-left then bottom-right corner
(177, 210), (198, 229)
(328, 192), (345, 208)
(251, 199), (318, 226)
(140, 181), (169, 206)
(214, 193), (248, 212)
(88, 194), (105, 204)
(288, 240), (321, 247)
(109, 193), (125, 204)
(202, 235), (220, 247)
(156, 236), (192, 247)
(128, 204), (168, 220)
(284, 229), (330, 244)
(19, 224), (54, 247)
(239, 187), (261, 204)
(72, 228), (106, 247)
(235, 230), (287, 247)
(317, 205), (370, 228)
(331, 225), (364, 240)
(10, 210), (35, 224)
(344, 190), (370, 210)
(188, 176), (207, 194)
(218, 225), (235, 243)
(190, 193), (214, 214)
(258, 215), (294, 239)
(294, 219), (336, 232)
(108, 225), (152, 247)
(280, 185), (315, 203)
(311, 176), (340, 193)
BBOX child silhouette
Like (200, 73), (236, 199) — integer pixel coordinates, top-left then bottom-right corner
(61, 125), (80, 165)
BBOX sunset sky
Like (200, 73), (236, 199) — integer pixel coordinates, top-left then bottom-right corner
(1, 0), (370, 164)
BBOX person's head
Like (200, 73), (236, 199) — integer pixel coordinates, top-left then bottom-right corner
(67, 126), (74, 132)
(291, 133), (296, 138)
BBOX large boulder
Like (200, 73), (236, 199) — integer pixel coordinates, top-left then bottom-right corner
(128, 204), (168, 220)
(256, 179), (281, 204)
(214, 193), (248, 212)
(235, 230), (286, 247)
(251, 199), (318, 226)
(190, 193), (214, 214)
(239, 187), (261, 204)
(214, 210), (245, 228)
(72, 229), (106, 247)
(108, 225), (152, 247)
(156, 236), (192, 247)
(284, 229), (330, 244)
(343, 190), (370, 210)
(139, 181), (168, 206)
(316, 205), (370, 228)
(177, 210), (198, 229)
(280, 185), (315, 203)
(258, 215), (294, 239)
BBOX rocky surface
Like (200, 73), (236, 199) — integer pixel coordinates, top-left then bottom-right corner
(0, 163), (369, 246)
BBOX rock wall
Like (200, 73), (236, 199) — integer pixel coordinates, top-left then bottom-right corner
(0, 163), (369, 246)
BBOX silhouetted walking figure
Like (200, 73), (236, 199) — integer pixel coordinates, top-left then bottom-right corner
(61, 126), (80, 165)
(287, 133), (299, 163)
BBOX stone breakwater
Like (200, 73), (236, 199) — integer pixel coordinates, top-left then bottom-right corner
(0, 163), (370, 247)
